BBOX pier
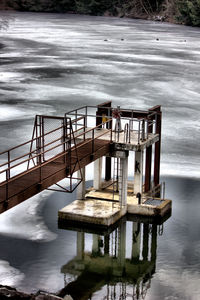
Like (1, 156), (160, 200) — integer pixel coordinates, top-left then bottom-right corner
(0, 101), (171, 226)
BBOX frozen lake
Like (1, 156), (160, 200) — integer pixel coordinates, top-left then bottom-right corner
(0, 11), (200, 299)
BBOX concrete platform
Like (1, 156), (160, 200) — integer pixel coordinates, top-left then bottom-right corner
(58, 190), (171, 228)
(58, 199), (127, 227)
(86, 190), (172, 217)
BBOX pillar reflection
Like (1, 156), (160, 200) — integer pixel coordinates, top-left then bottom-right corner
(59, 216), (165, 300)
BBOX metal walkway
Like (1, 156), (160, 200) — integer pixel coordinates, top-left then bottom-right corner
(0, 102), (161, 214)
(0, 114), (112, 213)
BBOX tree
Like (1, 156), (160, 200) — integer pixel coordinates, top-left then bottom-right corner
(177, 0), (200, 26)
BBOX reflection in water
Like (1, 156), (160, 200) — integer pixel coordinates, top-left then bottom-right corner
(59, 219), (162, 300)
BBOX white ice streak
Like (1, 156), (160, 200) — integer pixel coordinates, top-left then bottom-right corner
(0, 260), (24, 286)
(0, 104), (55, 121)
(157, 268), (200, 300)
(0, 190), (57, 242)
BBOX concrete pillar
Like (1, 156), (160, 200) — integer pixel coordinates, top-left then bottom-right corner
(76, 167), (86, 200)
(134, 150), (143, 194)
(92, 234), (100, 256)
(77, 232), (84, 260)
(94, 158), (102, 190)
(151, 224), (157, 262)
(118, 220), (126, 268)
(131, 222), (141, 261)
(142, 224), (149, 261)
(104, 234), (110, 255)
(118, 156), (128, 208)
(145, 146), (152, 192)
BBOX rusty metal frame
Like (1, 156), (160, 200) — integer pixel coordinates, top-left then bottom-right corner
(0, 103), (161, 212)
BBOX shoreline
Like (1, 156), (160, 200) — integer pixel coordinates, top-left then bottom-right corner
(0, 8), (180, 27)
(0, 285), (71, 300)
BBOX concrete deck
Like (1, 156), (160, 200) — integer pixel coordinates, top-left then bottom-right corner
(85, 190), (171, 217)
(58, 199), (127, 227)
(76, 128), (159, 150)
(58, 188), (171, 227)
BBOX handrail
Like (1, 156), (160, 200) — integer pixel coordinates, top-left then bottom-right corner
(0, 123), (64, 156)
(0, 118), (112, 184)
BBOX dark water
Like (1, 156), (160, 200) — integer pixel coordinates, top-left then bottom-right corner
(0, 12), (200, 300)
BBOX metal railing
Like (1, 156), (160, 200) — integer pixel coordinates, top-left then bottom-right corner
(0, 116), (112, 186)
(65, 105), (158, 145)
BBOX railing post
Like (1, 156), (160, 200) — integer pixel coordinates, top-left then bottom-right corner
(7, 151), (10, 180)
(92, 129), (94, 153)
(75, 109), (78, 131)
(84, 116), (86, 141)
(85, 106), (88, 128)
(6, 169), (9, 201)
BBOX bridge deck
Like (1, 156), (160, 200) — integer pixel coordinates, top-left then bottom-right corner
(0, 138), (110, 213)
(0, 102), (162, 215)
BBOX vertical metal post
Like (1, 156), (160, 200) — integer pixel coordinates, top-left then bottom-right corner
(85, 106), (87, 128)
(75, 110), (78, 131)
(92, 129), (94, 153)
(39, 116), (42, 183)
(6, 169), (9, 202)
(154, 109), (162, 187)
(145, 113), (153, 193)
(7, 151), (10, 180)
(42, 117), (45, 163)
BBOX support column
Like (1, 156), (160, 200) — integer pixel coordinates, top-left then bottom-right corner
(92, 234), (101, 256)
(93, 158), (102, 190)
(76, 167), (86, 200)
(131, 222), (141, 261)
(154, 107), (161, 187)
(145, 146), (152, 192)
(104, 234), (110, 255)
(134, 150), (143, 195)
(151, 224), (157, 263)
(118, 220), (126, 269)
(77, 232), (84, 260)
(142, 224), (149, 261)
(105, 156), (112, 181)
(119, 156), (128, 208)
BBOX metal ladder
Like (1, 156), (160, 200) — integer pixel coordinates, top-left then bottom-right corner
(113, 157), (123, 208)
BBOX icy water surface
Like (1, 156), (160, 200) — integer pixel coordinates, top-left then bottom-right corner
(0, 12), (200, 299)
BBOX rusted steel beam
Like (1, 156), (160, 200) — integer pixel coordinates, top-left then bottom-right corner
(120, 110), (149, 119)
(153, 106), (161, 187)
(145, 146), (152, 192)
(145, 112), (153, 192)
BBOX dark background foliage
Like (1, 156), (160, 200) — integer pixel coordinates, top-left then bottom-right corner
(2, 0), (200, 26)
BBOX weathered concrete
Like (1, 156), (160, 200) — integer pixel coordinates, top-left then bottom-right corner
(85, 190), (172, 217)
(58, 188), (171, 226)
(76, 168), (86, 200)
(58, 199), (127, 226)
(93, 158), (102, 190)
(118, 156), (128, 208)
(134, 150), (144, 194)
